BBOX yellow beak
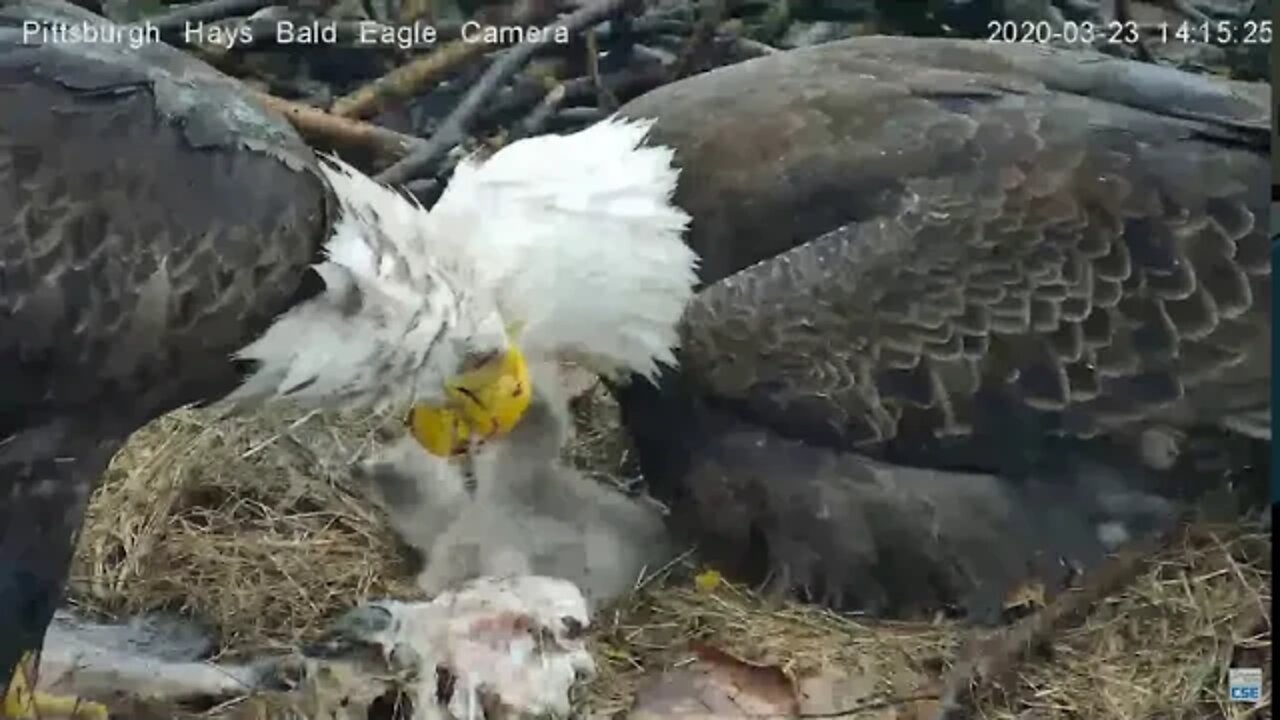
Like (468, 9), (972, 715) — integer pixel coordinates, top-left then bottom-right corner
(407, 345), (532, 457)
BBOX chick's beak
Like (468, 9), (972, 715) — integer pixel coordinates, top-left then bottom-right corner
(407, 345), (532, 457)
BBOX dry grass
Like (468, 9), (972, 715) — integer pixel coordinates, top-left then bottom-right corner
(67, 392), (1271, 718)
(69, 407), (420, 657)
(582, 575), (958, 716)
(974, 525), (1272, 720)
(577, 522), (1270, 719)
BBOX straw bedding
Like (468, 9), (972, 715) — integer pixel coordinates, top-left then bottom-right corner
(67, 388), (1271, 718)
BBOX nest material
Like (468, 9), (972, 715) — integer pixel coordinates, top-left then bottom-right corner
(70, 407), (421, 656)
(68, 390), (1271, 718)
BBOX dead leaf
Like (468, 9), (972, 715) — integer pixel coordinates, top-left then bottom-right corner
(1003, 581), (1047, 612)
(1001, 580), (1048, 622)
(628, 644), (798, 719)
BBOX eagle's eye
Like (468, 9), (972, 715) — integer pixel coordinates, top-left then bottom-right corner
(461, 349), (500, 371)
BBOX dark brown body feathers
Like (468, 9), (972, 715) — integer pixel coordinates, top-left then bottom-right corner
(1, 2), (331, 434)
(0, 0), (332, 680)
(615, 38), (1270, 618)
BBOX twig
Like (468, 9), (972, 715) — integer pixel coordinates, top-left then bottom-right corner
(375, 0), (638, 186)
(931, 516), (1199, 720)
(633, 547), (697, 592)
(1206, 531), (1270, 625)
(149, 0), (270, 32)
(568, 62), (668, 100)
(241, 410), (321, 459)
(474, 62), (667, 129)
(252, 92), (426, 160)
(632, 43), (678, 66)
(330, 39), (491, 120)
(1159, 0), (1211, 24)
(404, 177), (441, 204)
(799, 691), (942, 718)
(597, 13), (690, 40)
(668, 0), (726, 80)
(514, 83), (568, 138)
(1113, 0), (1155, 62)
(584, 29), (619, 111)
(734, 36), (779, 57)
(401, 147), (469, 205)
(551, 106), (607, 125)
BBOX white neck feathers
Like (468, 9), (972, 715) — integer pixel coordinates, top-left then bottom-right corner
(222, 116), (698, 411)
(221, 156), (478, 411)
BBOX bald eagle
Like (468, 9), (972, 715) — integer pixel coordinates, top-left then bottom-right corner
(0, 0), (695, 713)
(609, 38), (1271, 618)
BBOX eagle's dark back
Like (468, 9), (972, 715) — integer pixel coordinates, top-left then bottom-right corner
(614, 38), (1270, 617)
(621, 37), (1270, 463)
(1, 0), (330, 681)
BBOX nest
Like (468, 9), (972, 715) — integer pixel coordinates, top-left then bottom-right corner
(68, 392), (1271, 718)
(69, 407), (421, 657)
(581, 523), (1270, 719)
(976, 525), (1271, 719)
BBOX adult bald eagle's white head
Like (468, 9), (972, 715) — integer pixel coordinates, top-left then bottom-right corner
(221, 118), (697, 454)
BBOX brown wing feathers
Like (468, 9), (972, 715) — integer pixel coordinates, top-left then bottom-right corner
(622, 39), (1270, 459)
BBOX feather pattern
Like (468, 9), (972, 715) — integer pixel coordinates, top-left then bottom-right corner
(611, 35), (1271, 621)
(621, 38), (1271, 454)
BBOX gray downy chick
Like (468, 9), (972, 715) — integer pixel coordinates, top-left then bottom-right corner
(354, 362), (676, 609)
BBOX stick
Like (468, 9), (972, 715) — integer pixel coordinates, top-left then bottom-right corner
(735, 36), (779, 57)
(149, 0), (270, 32)
(552, 106), (607, 124)
(375, 0), (637, 186)
(632, 43), (677, 66)
(1160, 0), (1211, 23)
(1112, 0), (1155, 62)
(931, 516), (1198, 720)
(514, 83), (568, 139)
(584, 29), (619, 111)
(668, 0), (725, 81)
(330, 39), (491, 120)
(599, 14), (690, 40)
(476, 63), (667, 128)
(252, 92), (426, 160)
(404, 177), (440, 203)
(799, 691), (942, 719)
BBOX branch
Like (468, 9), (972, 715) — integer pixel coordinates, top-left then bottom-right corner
(551, 106), (606, 124)
(1113, 0), (1155, 62)
(375, 0), (638, 186)
(252, 92), (426, 160)
(734, 36), (779, 57)
(584, 29), (619, 111)
(330, 39), (491, 120)
(475, 62), (668, 129)
(513, 83), (568, 139)
(800, 691), (942, 718)
(668, 0), (726, 80)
